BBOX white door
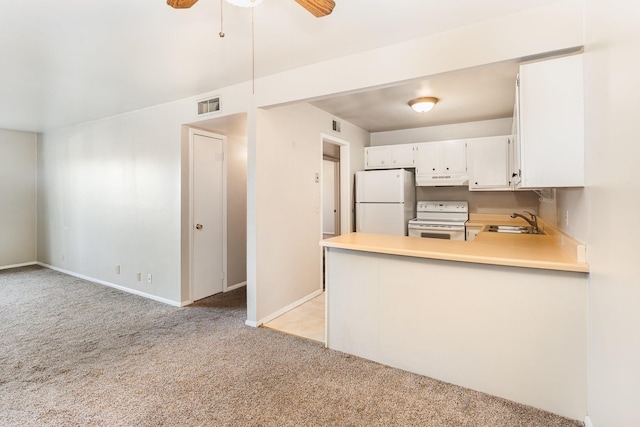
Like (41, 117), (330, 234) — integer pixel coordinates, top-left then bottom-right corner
(322, 160), (337, 236)
(192, 133), (224, 301)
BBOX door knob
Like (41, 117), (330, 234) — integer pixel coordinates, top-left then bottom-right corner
(195, 224), (203, 230)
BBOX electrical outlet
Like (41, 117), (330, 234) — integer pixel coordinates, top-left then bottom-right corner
(147, 273), (152, 284)
(137, 272), (141, 282)
(115, 265), (121, 274)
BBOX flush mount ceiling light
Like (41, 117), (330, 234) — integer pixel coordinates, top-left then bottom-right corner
(224, 0), (264, 7)
(409, 97), (439, 113)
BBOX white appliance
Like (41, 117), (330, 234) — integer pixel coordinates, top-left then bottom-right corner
(408, 201), (468, 240)
(355, 169), (415, 236)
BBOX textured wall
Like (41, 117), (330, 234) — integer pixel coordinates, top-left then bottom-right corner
(0, 129), (37, 268)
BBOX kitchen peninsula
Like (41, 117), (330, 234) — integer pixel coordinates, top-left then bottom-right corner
(320, 224), (588, 420)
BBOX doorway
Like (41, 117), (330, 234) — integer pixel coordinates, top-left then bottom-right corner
(189, 129), (227, 301)
(322, 145), (340, 239)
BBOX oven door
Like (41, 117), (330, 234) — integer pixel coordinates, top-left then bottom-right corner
(408, 223), (466, 240)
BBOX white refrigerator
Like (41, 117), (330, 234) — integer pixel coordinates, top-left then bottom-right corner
(355, 169), (415, 236)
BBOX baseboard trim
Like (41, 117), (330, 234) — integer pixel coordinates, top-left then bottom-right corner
(256, 288), (324, 326)
(1, 261), (38, 271)
(37, 263), (182, 307)
(245, 319), (260, 328)
(226, 281), (246, 292)
(584, 416), (593, 427)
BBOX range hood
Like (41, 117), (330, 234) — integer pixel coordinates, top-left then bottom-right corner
(415, 173), (469, 187)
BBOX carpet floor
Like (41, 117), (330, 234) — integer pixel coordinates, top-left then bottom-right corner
(0, 265), (582, 426)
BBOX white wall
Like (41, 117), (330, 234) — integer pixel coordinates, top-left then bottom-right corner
(552, 1), (640, 424)
(416, 187), (539, 215)
(581, 1), (640, 425)
(37, 80), (253, 305)
(252, 103), (367, 324)
(37, 101), (191, 303)
(0, 129), (37, 268)
(327, 249), (588, 420)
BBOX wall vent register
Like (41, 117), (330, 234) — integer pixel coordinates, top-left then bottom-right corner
(197, 97), (221, 115)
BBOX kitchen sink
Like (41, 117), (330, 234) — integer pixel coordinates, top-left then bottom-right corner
(484, 225), (546, 235)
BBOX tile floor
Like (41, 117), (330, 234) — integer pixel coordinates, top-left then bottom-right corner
(263, 292), (325, 343)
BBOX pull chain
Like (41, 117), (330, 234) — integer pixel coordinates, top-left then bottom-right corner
(251, 7), (255, 94)
(219, 0), (225, 37)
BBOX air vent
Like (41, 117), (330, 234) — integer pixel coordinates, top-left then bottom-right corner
(197, 97), (221, 115)
(332, 120), (341, 132)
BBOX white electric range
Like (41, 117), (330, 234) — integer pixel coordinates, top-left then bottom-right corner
(408, 201), (469, 241)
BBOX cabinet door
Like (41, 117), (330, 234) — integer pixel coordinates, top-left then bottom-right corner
(440, 140), (467, 174)
(390, 144), (415, 168)
(518, 54), (584, 188)
(468, 136), (511, 191)
(365, 146), (391, 169)
(414, 143), (439, 175)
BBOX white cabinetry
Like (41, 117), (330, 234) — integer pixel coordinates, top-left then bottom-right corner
(415, 140), (467, 186)
(467, 135), (513, 191)
(515, 54), (584, 188)
(465, 226), (482, 241)
(365, 144), (415, 170)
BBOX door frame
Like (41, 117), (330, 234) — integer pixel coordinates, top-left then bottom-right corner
(188, 128), (228, 301)
(320, 134), (351, 238)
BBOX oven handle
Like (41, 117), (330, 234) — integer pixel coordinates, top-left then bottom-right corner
(408, 224), (466, 232)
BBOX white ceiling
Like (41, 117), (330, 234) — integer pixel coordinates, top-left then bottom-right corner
(0, 0), (565, 132)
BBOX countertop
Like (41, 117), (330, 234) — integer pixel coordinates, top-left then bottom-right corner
(321, 215), (589, 273)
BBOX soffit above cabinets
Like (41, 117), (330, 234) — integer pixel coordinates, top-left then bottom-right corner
(310, 61), (521, 133)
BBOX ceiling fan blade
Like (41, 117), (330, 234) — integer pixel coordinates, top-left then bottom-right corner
(294, 0), (336, 17)
(167, 0), (199, 8)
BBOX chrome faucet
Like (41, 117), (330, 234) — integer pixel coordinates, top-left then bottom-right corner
(510, 211), (539, 234)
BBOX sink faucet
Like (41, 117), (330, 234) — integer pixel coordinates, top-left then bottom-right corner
(510, 211), (539, 233)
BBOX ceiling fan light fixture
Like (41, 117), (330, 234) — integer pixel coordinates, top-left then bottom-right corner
(224, 0), (264, 7)
(409, 97), (439, 113)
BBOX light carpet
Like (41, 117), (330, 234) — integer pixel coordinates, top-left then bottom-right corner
(0, 266), (582, 426)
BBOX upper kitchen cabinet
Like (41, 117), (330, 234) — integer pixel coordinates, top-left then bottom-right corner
(515, 54), (585, 188)
(364, 144), (416, 170)
(415, 140), (468, 186)
(467, 135), (513, 191)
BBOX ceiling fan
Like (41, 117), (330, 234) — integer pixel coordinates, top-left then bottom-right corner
(167, 0), (336, 18)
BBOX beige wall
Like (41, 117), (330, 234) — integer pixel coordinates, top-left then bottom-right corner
(252, 103), (368, 323)
(548, 1), (640, 424)
(582, 0), (640, 425)
(38, 100), (194, 304)
(0, 129), (37, 268)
